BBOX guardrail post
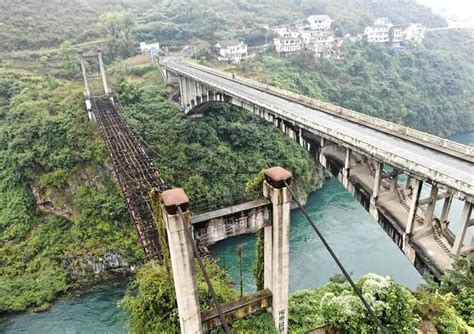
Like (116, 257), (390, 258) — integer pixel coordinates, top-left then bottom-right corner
(263, 167), (292, 334)
(161, 188), (202, 334)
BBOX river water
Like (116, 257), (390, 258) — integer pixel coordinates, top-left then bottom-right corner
(1, 132), (472, 333)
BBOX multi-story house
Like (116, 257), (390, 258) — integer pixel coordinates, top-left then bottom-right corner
(214, 40), (248, 62)
(273, 37), (304, 53)
(390, 25), (405, 43)
(365, 18), (426, 44)
(307, 15), (333, 30)
(364, 19), (392, 43)
(404, 23), (426, 43)
(273, 15), (339, 56)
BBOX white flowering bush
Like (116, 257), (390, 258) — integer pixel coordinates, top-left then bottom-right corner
(319, 274), (419, 333)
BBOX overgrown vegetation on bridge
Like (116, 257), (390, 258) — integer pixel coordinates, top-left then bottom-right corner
(0, 73), (144, 313)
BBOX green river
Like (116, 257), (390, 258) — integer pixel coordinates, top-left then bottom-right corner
(1, 132), (472, 333)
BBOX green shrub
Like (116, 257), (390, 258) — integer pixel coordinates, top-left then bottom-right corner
(120, 260), (237, 333)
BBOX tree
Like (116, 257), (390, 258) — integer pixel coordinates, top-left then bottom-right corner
(59, 41), (78, 79)
(98, 12), (135, 59)
(120, 260), (237, 333)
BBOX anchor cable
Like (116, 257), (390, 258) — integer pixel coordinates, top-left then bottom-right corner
(283, 180), (387, 334)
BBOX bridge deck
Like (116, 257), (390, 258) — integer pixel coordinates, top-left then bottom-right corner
(92, 98), (167, 262)
(163, 60), (473, 198)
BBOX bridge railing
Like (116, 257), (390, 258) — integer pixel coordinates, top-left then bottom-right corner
(161, 61), (474, 197)
(181, 60), (473, 162)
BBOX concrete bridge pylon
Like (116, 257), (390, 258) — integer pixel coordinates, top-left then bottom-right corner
(160, 167), (292, 333)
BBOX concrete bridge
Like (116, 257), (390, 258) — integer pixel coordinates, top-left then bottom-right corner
(160, 58), (474, 279)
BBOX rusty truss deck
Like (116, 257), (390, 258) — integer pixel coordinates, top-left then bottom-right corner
(92, 97), (168, 263)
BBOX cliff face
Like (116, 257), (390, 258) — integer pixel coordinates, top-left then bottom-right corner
(30, 163), (139, 284)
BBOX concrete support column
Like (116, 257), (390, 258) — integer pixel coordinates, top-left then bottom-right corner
(97, 50), (110, 95)
(161, 189), (202, 334)
(403, 179), (422, 263)
(197, 83), (202, 100)
(342, 148), (351, 189)
(187, 78), (195, 107)
(78, 51), (91, 99)
(274, 117), (280, 128)
(424, 185), (438, 225)
(319, 138), (327, 169)
(405, 175), (413, 190)
(369, 161), (383, 219)
(287, 126), (295, 140)
(263, 224), (273, 292)
(263, 167), (292, 334)
(298, 128), (304, 147)
(390, 170), (400, 192)
(405, 179), (422, 236)
(452, 201), (473, 256)
(179, 76), (187, 108)
(440, 194), (453, 223)
(280, 120), (286, 134)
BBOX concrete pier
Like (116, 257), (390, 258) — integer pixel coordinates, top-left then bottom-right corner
(263, 167), (292, 334)
(161, 189), (202, 334)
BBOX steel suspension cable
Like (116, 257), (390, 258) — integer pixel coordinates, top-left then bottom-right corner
(176, 206), (231, 334)
(283, 180), (387, 334)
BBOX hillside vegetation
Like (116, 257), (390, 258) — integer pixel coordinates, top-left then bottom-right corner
(1, 0), (445, 52)
(112, 65), (317, 205)
(3, 0), (469, 136)
(1, 0), (472, 320)
(0, 53), (318, 313)
(0, 71), (143, 313)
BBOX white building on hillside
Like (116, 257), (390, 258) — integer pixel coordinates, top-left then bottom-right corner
(140, 42), (160, 55)
(373, 17), (392, 26)
(272, 26), (300, 38)
(391, 25), (405, 43)
(214, 40), (248, 62)
(307, 15), (333, 30)
(272, 14), (340, 56)
(364, 18), (426, 44)
(364, 18), (393, 43)
(273, 37), (303, 53)
(404, 23), (425, 43)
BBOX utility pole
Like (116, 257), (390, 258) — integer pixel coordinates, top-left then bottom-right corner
(237, 244), (244, 298)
